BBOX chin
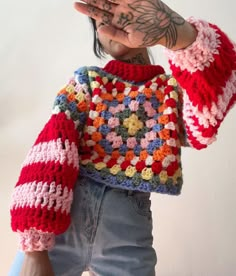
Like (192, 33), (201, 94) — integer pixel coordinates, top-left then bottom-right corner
(109, 42), (131, 59)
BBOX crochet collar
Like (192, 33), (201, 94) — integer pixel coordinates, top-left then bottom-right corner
(103, 59), (165, 83)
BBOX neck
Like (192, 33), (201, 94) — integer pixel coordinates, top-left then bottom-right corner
(116, 49), (151, 65)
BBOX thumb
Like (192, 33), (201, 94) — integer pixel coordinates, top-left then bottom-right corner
(97, 25), (130, 47)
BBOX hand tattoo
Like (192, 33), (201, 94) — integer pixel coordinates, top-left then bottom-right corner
(117, 12), (134, 28)
(128, 0), (185, 48)
(103, 1), (112, 12)
(102, 13), (112, 24)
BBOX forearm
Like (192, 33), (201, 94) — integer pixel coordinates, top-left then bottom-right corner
(21, 250), (54, 276)
(167, 21), (198, 51)
(25, 250), (49, 258)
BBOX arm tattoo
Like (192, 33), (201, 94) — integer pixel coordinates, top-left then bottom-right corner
(128, 0), (185, 48)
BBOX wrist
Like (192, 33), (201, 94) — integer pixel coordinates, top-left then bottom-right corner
(25, 250), (49, 258)
(167, 22), (198, 51)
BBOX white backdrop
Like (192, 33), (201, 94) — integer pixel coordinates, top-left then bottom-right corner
(1, 0), (236, 275)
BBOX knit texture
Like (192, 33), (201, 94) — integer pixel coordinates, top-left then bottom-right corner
(10, 18), (236, 251)
(76, 64), (184, 194)
(165, 17), (236, 149)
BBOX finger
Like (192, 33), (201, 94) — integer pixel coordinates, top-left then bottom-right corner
(106, 0), (119, 3)
(80, 0), (118, 14)
(97, 25), (132, 47)
(74, 2), (113, 25)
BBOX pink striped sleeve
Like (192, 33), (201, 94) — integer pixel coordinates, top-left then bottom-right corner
(10, 73), (90, 251)
(165, 17), (236, 149)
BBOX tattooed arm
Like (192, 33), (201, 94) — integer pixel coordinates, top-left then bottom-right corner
(74, 0), (197, 50)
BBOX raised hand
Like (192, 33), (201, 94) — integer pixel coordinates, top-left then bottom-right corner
(74, 0), (197, 50)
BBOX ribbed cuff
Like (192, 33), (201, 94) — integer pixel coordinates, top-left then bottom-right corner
(18, 228), (55, 252)
(164, 17), (221, 73)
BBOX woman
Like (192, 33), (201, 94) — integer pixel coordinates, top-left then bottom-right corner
(9, 0), (236, 275)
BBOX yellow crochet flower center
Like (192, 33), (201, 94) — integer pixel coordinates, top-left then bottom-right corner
(91, 81), (100, 89)
(65, 84), (75, 94)
(169, 91), (178, 101)
(167, 78), (177, 86)
(110, 164), (121, 175)
(75, 92), (85, 102)
(102, 77), (108, 85)
(95, 162), (106, 170)
(123, 114), (144, 136)
(89, 71), (99, 78)
(125, 166), (137, 177)
(172, 168), (182, 183)
(141, 168), (153, 180)
(159, 171), (168, 183)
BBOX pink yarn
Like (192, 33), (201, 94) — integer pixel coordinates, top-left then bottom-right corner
(129, 100), (139, 111)
(126, 137), (137, 148)
(165, 17), (221, 73)
(108, 117), (120, 128)
(19, 228), (55, 252)
(22, 139), (79, 169)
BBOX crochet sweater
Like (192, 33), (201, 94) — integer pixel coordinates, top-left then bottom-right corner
(10, 18), (236, 251)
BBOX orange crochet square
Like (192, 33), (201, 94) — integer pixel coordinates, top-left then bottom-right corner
(159, 129), (170, 140)
(111, 150), (120, 159)
(158, 104), (167, 113)
(58, 88), (67, 95)
(100, 93), (113, 101)
(94, 144), (106, 157)
(140, 150), (148, 160)
(93, 117), (105, 128)
(158, 114), (169, 124)
(116, 93), (125, 102)
(155, 90), (164, 102)
(143, 88), (153, 98)
(96, 103), (107, 112)
(67, 93), (76, 102)
(125, 150), (135, 161)
(153, 149), (165, 161)
(129, 90), (138, 98)
(160, 144), (172, 156)
(77, 101), (87, 112)
(91, 132), (103, 142)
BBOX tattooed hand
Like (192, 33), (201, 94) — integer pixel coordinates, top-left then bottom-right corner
(74, 0), (197, 50)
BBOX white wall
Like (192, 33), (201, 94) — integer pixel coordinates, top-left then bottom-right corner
(1, 0), (235, 275)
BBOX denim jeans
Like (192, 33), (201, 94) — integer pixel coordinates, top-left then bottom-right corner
(9, 175), (157, 276)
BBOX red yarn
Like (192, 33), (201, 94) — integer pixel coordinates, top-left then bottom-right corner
(151, 162), (162, 174)
(11, 112), (79, 236)
(103, 60), (165, 83)
(106, 159), (117, 168)
(120, 160), (131, 170)
(135, 161), (146, 172)
(34, 113), (78, 144)
(11, 206), (71, 235)
(169, 25), (236, 112)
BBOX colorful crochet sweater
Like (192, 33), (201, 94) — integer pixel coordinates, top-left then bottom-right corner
(11, 18), (236, 251)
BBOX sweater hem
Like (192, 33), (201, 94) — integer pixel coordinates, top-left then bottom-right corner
(79, 166), (182, 195)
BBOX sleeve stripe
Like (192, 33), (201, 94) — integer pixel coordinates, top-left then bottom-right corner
(11, 182), (73, 214)
(22, 139), (79, 170)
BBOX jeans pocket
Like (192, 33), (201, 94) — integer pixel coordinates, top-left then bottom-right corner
(128, 191), (152, 218)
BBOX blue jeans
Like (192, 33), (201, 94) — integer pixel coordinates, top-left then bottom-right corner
(9, 175), (157, 276)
